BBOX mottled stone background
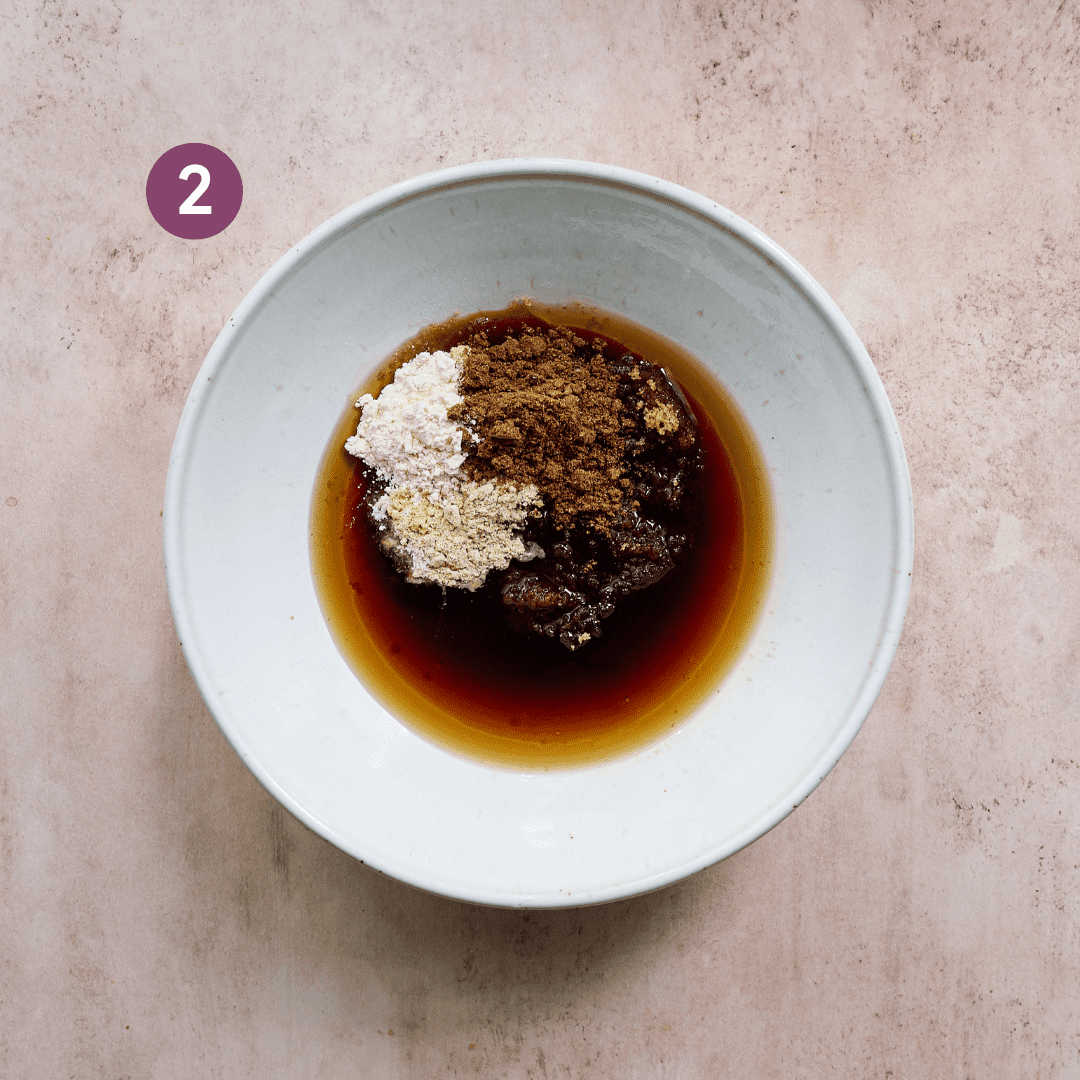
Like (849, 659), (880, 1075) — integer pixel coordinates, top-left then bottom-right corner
(2, 1), (1078, 1076)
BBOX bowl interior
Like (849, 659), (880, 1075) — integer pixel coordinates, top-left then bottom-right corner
(165, 162), (912, 907)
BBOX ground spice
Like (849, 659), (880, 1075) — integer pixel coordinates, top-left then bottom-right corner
(448, 327), (629, 533)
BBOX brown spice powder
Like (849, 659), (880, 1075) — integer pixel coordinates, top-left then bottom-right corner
(448, 327), (629, 533)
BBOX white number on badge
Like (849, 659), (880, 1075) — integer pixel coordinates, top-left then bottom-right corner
(178, 164), (212, 215)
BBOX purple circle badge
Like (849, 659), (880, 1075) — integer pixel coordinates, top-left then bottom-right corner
(146, 143), (243, 240)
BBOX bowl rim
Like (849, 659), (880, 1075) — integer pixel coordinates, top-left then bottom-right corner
(164, 158), (914, 907)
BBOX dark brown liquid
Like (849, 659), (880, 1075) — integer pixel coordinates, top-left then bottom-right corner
(310, 300), (773, 769)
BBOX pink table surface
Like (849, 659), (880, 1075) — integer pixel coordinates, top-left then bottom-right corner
(3, 1), (1078, 1075)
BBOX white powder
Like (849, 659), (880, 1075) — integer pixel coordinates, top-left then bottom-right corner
(346, 347), (468, 494)
(346, 346), (542, 590)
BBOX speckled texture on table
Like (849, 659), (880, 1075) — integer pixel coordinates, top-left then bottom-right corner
(2, 1), (1078, 1076)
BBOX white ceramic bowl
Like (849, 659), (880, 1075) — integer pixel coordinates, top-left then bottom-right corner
(164, 160), (913, 907)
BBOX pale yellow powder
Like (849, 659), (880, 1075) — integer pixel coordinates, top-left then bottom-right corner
(383, 481), (542, 591)
(643, 402), (681, 436)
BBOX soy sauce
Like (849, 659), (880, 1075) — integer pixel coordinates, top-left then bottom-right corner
(310, 300), (773, 769)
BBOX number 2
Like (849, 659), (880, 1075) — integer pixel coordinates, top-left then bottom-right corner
(178, 164), (212, 215)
